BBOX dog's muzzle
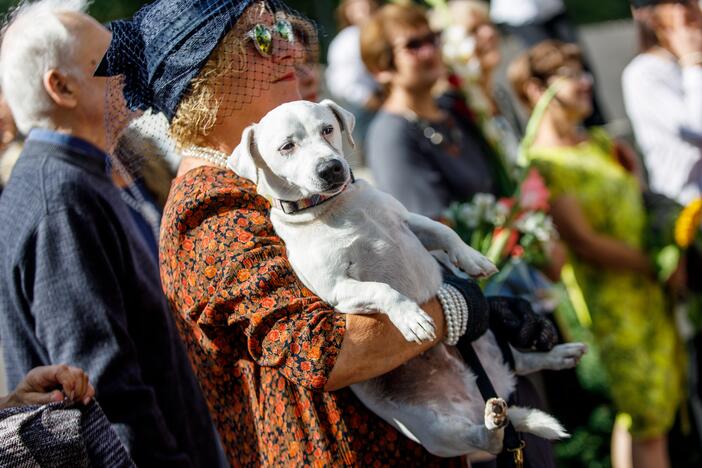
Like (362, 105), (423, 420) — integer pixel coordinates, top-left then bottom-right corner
(316, 159), (347, 188)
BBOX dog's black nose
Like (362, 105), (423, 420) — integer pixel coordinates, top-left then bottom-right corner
(316, 159), (346, 186)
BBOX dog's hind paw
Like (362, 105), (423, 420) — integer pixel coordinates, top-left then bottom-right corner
(388, 305), (436, 343)
(485, 398), (508, 431)
(544, 343), (588, 370)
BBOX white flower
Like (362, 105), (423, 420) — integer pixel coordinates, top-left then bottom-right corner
(458, 204), (480, 228)
(441, 26), (482, 83)
(493, 201), (510, 225)
(515, 212), (557, 242)
(473, 193), (495, 210)
(472, 193), (497, 224)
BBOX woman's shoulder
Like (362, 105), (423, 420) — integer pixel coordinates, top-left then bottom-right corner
(623, 52), (677, 86)
(163, 165), (269, 230)
(170, 165), (258, 202)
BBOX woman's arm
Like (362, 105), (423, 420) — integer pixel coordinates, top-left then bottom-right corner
(550, 195), (653, 275)
(325, 298), (445, 391)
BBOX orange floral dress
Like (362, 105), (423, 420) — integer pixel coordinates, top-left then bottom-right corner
(159, 166), (458, 466)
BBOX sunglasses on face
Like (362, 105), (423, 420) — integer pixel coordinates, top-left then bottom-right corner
(245, 19), (295, 57)
(397, 32), (440, 53)
(552, 66), (593, 84)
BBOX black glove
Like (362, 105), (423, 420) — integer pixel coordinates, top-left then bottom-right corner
(487, 296), (557, 351)
(442, 274), (490, 342)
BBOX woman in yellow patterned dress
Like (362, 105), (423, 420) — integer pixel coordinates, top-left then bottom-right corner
(508, 40), (684, 468)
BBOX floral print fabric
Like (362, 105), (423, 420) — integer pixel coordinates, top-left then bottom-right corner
(159, 166), (456, 466)
(527, 129), (683, 439)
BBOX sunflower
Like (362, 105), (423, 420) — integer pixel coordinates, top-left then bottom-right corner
(675, 197), (702, 248)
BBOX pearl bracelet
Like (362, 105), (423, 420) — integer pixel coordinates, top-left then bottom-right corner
(437, 283), (469, 346)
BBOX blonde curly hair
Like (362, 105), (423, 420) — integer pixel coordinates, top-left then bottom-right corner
(169, 27), (248, 148)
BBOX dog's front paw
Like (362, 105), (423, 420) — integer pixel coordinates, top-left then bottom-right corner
(485, 398), (509, 431)
(388, 304), (436, 344)
(545, 343), (588, 370)
(448, 245), (498, 279)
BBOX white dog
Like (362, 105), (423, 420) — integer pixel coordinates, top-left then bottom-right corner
(228, 99), (587, 457)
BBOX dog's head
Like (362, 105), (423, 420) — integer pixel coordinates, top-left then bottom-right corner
(227, 99), (355, 201)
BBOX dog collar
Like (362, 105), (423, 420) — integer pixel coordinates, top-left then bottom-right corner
(271, 171), (355, 215)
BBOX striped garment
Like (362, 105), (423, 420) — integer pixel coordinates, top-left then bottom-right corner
(0, 401), (134, 467)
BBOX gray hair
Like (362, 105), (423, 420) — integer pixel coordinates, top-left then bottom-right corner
(0, 0), (90, 134)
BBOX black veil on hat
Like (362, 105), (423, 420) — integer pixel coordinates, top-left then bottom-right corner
(97, 0), (319, 172)
(96, 0), (256, 121)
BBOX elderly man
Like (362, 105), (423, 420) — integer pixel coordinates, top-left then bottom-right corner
(0, 1), (224, 466)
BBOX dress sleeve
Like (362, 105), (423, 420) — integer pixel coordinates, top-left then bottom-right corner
(168, 177), (346, 392)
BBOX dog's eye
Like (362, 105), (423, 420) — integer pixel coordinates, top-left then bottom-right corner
(322, 125), (334, 136)
(279, 141), (295, 153)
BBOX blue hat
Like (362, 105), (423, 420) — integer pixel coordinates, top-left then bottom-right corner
(96, 0), (262, 121)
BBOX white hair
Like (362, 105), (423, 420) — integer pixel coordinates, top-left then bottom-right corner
(0, 0), (91, 134)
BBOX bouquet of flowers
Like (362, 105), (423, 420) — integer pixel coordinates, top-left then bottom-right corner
(443, 169), (557, 270)
(441, 169), (559, 311)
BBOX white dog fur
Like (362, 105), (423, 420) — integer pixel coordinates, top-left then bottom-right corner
(227, 99), (587, 457)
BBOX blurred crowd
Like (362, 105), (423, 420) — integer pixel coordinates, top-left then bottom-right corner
(0, 0), (701, 467)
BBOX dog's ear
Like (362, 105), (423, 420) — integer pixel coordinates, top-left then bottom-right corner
(320, 99), (356, 149)
(227, 124), (260, 184)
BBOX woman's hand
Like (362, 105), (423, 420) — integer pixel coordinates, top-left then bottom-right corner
(1, 365), (95, 409)
(667, 5), (702, 65)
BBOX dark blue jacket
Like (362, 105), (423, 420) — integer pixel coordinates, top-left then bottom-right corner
(0, 134), (224, 467)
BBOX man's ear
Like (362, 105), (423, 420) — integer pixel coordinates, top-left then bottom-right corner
(43, 69), (78, 109)
(227, 124), (260, 184)
(320, 99), (356, 149)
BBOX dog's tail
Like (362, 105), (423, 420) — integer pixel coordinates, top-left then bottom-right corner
(508, 406), (569, 440)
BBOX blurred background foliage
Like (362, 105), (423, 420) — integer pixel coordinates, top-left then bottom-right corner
(0, 0), (635, 64)
(0, 0), (634, 33)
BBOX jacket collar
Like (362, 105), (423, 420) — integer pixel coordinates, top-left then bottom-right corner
(25, 129), (110, 177)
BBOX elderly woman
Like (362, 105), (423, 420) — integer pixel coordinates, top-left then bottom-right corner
(99, 0), (563, 464)
(96, 0), (490, 464)
(362, 2), (513, 219)
(509, 40), (683, 468)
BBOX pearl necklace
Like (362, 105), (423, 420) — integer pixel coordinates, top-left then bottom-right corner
(181, 145), (229, 167)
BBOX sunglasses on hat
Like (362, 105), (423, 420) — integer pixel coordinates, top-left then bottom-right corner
(246, 19), (295, 57)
